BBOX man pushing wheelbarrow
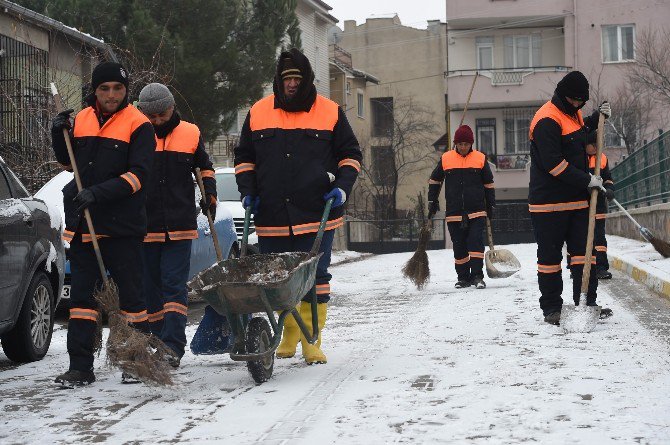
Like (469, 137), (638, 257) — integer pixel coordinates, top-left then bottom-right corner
(191, 48), (362, 366)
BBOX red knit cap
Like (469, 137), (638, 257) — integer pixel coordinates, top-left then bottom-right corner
(454, 125), (474, 144)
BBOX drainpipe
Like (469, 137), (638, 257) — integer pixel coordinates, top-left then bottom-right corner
(573, 0), (578, 69)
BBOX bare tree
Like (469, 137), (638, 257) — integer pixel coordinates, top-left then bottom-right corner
(628, 26), (670, 108)
(352, 96), (437, 222)
(591, 70), (653, 154)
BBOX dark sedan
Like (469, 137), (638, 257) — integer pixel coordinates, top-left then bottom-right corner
(0, 158), (65, 362)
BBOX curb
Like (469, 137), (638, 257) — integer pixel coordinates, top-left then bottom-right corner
(608, 253), (670, 300)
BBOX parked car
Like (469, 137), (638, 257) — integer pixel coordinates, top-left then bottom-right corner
(215, 167), (259, 253)
(36, 171), (238, 305)
(0, 157), (65, 362)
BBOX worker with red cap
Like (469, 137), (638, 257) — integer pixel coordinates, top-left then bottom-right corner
(427, 124), (495, 289)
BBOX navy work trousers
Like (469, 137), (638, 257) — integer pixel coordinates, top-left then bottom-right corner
(447, 216), (485, 282)
(142, 239), (191, 357)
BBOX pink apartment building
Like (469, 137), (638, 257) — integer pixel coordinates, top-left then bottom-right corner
(445, 0), (670, 202)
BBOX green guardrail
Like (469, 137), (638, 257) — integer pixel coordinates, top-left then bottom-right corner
(610, 130), (670, 208)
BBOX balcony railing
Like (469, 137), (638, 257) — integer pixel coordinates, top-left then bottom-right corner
(446, 66), (571, 86)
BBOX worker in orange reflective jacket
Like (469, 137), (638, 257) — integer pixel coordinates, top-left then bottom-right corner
(136, 83), (217, 368)
(234, 48), (362, 364)
(427, 125), (495, 289)
(51, 62), (156, 387)
(528, 71), (612, 326)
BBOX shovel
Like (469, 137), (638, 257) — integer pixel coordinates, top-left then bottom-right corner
(484, 216), (520, 278)
(560, 114), (605, 333)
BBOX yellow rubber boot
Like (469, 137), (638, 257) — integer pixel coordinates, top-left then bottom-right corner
(276, 308), (300, 358)
(299, 301), (327, 364)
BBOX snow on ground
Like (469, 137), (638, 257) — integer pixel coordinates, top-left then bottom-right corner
(2, 244), (670, 444)
(608, 235), (670, 280)
(331, 249), (368, 265)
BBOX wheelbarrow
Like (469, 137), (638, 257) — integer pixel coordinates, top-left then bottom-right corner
(187, 198), (334, 384)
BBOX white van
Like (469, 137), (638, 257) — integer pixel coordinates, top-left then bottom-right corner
(215, 167), (259, 253)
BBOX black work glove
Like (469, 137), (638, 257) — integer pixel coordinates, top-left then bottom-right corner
(427, 200), (439, 219)
(486, 206), (495, 220)
(51, 109), (74, 134)
(600, 187), (615, 201)
(73, 188), (96, 213)
(200, 193), (217, 219)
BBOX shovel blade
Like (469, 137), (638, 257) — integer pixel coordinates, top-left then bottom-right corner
(485, 249), (521, 278)
(560, 304), (600, 333)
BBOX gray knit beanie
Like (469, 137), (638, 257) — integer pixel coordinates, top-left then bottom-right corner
(137, 83), (175, 114)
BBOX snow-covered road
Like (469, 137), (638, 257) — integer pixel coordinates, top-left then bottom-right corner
(2, 244), (670, 444)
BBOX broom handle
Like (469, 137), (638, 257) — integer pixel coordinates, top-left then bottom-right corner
(195, 168), (223, 262)
(581, 113), (605, 297)
(50, 83), (108, 285)
(609, 197), (645, 232)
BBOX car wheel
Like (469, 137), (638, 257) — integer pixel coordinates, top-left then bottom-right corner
(1, 271), (55, 362)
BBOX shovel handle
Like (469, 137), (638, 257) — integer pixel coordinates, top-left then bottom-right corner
(51, 83), (108, 284)
(580, 113), (605, 299)
(195, 168), (223, 262)
(486, 217), (495, 252)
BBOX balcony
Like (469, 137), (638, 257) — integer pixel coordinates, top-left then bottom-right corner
(446, 67), (570, 109)
(446, 0), (572, 29)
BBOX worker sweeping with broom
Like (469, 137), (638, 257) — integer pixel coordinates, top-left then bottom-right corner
(528, 71), (612, 326)
(51, 62), (158, 386)
(427, 125), (495, 289)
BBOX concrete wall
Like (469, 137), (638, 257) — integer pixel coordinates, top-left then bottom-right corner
(606, 202), (670, 244)
(338, 16), (447, 213)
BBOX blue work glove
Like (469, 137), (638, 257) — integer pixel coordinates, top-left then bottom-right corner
(323, 187), (346, 208)
(242, 195), (260, 214)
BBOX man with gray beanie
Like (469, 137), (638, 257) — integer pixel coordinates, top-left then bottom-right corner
(136, 82), (217, 367)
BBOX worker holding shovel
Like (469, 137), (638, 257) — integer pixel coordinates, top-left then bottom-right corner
(528, 71), (612, 326)
(51, 62), (156, 387)
(427, 125), (495, 289)
(136, 83), (217, 368)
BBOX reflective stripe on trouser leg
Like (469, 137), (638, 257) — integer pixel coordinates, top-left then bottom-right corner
(466, 217), (486, 278)
(448, 221), (471, 281)
(531, 212), (571, 315)
(157, 240), (191, 357)
(594, 219), (609, 271)
(142, 242), (165, 336)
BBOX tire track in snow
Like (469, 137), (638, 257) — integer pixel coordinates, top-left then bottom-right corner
(253, 261), (437, 444)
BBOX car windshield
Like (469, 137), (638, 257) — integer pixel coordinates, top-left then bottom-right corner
(215, 172), (241, 201)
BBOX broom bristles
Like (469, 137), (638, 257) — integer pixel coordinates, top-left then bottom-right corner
(650, 235), (670, 258)
(95, 279), (173, 386)
(402, 223), (431, 289)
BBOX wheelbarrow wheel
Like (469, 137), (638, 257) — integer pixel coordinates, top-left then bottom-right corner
(246, 317), (274, 384)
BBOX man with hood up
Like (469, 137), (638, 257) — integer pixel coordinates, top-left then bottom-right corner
(50, 61), (156, 386)
(229, 48), (362, 364)
(528, 71), (612, 326)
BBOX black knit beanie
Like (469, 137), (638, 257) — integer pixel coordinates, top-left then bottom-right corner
(556, 71), (589, 102)
(91, 61), (129, 90)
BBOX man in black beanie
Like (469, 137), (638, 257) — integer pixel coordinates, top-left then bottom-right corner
(51, 61), (157, 386)
(528, 71), (612, 326)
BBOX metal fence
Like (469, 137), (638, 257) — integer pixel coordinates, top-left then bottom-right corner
(610, 130), (670, 208)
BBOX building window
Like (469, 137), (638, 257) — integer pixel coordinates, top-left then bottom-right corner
(496, 107), (534, 170)
(602, 25), (635, 62)
(357, 92), (364, 118)
(503, 34), (541, 68)
(346, 81), (351, 95)
(371, 97), (394, 137)
(475, 118), (496, 156)
(476, 36), (494, 70)
(371, 146), (395, 186)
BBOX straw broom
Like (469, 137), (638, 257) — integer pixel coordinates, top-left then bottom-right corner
(401, 73), (480, 289)
(51, 83), (173, 385)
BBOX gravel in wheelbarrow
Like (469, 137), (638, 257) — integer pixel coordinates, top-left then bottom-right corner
(187, 252), (321, 315)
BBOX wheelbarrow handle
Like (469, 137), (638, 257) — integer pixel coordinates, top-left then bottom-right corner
(240, 204), (252, 258)
(310, 198), (334, 256)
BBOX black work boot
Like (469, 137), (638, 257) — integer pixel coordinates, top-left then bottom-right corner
(471, 276), (486, 289)
(455, 279), (471, 289)
(597, 269), (612, 280)
(55, 369), (95, 388)
(544, 312), (561, 326)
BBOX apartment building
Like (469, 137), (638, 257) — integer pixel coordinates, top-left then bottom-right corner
(334, 16), (448, 217)
(445, 0), (670, 202)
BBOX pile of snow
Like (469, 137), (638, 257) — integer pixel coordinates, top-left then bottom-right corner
(34, 171), (71, 235)
(0, 199), (31, 219)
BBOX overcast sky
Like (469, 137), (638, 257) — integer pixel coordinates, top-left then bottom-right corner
(328, 0), (446, 30)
